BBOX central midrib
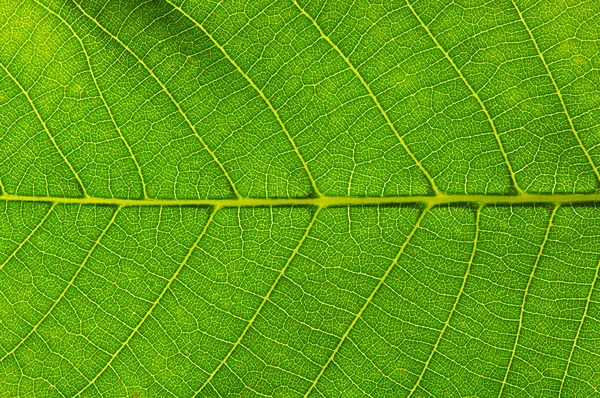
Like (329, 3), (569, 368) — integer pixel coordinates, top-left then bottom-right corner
(1, 193), (599, 207)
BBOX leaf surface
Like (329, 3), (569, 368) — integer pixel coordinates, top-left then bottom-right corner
(1, 0), (600, 396)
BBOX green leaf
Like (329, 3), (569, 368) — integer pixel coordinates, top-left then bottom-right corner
(1, 0), (600, 396)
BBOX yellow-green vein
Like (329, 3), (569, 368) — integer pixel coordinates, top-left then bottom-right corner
(0, 205), (120, 363)
(292, 0), (440, 196)
(509, 0), (600, 185)
(407, 204), (481, 397)
(2, 192), (600, 207)
(405, 0), (523, 195)
(70, 0), (241, 199)
(305, 204), (430, 397)
(73, 205), (216, 397)
(559, 256), (600, 396)
(194, 206), (321, 396)
(499, 204), (559, 397)
(0, 64), (88, 197)
(165, 0), (321, 198)
(0, 202), (56, 271)
(32, 0), (148, 199)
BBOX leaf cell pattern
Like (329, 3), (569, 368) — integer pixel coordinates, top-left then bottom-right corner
(1, 0), (600, 396)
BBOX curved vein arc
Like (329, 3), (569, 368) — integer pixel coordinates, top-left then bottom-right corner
(558, 257), (600, 396)
(407, 204), (481, 397)
(74, 205), (217, 397)
(0, 64), (88, 197)
(195, 206), (321, 396)
(0, 203), (55, 272)
(31, 0), (148, 199)
(165, 0), (321, 198)
(69, 0), (241, 199)
(405, 0), (523, 195)
(498, 204), (559, 397)
(304, 204), (430, 397)
(0, 205), (121, 363)
(509, 0), (600, 185)
(292, 0), (440, 196)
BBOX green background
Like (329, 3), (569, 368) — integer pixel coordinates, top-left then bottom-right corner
(1, 0), (600, 396)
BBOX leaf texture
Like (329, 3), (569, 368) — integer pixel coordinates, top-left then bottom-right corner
(1, 0), (600, 397)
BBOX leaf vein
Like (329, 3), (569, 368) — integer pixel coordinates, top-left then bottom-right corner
(405, 0), (523, 195)
(304, 204), (430, 397)
(165, 0), (321, 198)
(406, 204), (482, 396)
(498, 204), (559, 397)
(0, 202), (55, 272)
(292, 0), (440, 196)
(195, 206), (321, 397)
(0, 64), (87, 197)
(73, 205), (216, 397)
(69, 0), (241, 199)
(510, 0), (600, 186)
(0, 204), (119, 363)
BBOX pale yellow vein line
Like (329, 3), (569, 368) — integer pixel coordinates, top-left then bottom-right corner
(1, 192), (600, 207)
(195, 206), (321, 397)
(70, 0), (241, 199)
(292, 0), (440, 196)
(0, 177), (5, 195)
(305, 204), (430, 397)
(0, 64), (88, 197)
(0, 202), (55, 271)
(559, 256), (600, 396)
(407, 204), (481, 397)
(31, 0), (148, 199)
(74, 205), (217, 397)
(165, 0), (321, 198)
(509, 0), (600, 185)
(405, 0), (523, 195)
(0, 205), (120, 363)
(498, 204), (559, 397)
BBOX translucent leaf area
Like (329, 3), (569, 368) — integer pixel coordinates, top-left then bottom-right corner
(1, 0), (600, 396)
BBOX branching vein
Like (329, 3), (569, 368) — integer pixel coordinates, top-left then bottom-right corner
(165, 0), (321, 198)
(292, 0), (440, 196)
(0, 205), (120, 363)
(195, 206), (320, 396)
(407, 204), (481, 396)
(499, 204), (558, 397)
(405, 0), (523, 195)
(0, 64), (88, 197)
(69, 0), (241, 198)
(305, 204), (430, 396)
(509, 0), (600, 186)
(74, 205), (216, 397)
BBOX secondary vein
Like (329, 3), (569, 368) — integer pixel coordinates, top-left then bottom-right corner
(304, 204), (429, 396)
(0, 205), (121, 363)
(405, 0), (523, 195)
(0, 64), (88, 197)
(292, 0), (441, 196)
(558, 256), (600, 396)
(407, 204), (481, 396)
(69, 0), (241, 199)
(195, 206), (320, 396)
(498, 204), (558, 397)
(509, 0), (600, 185)
(165, 0), (321, 198)
(0, 203), (56, 272)
(74, 205), (217, 397)
(31, 0), (149, 199)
